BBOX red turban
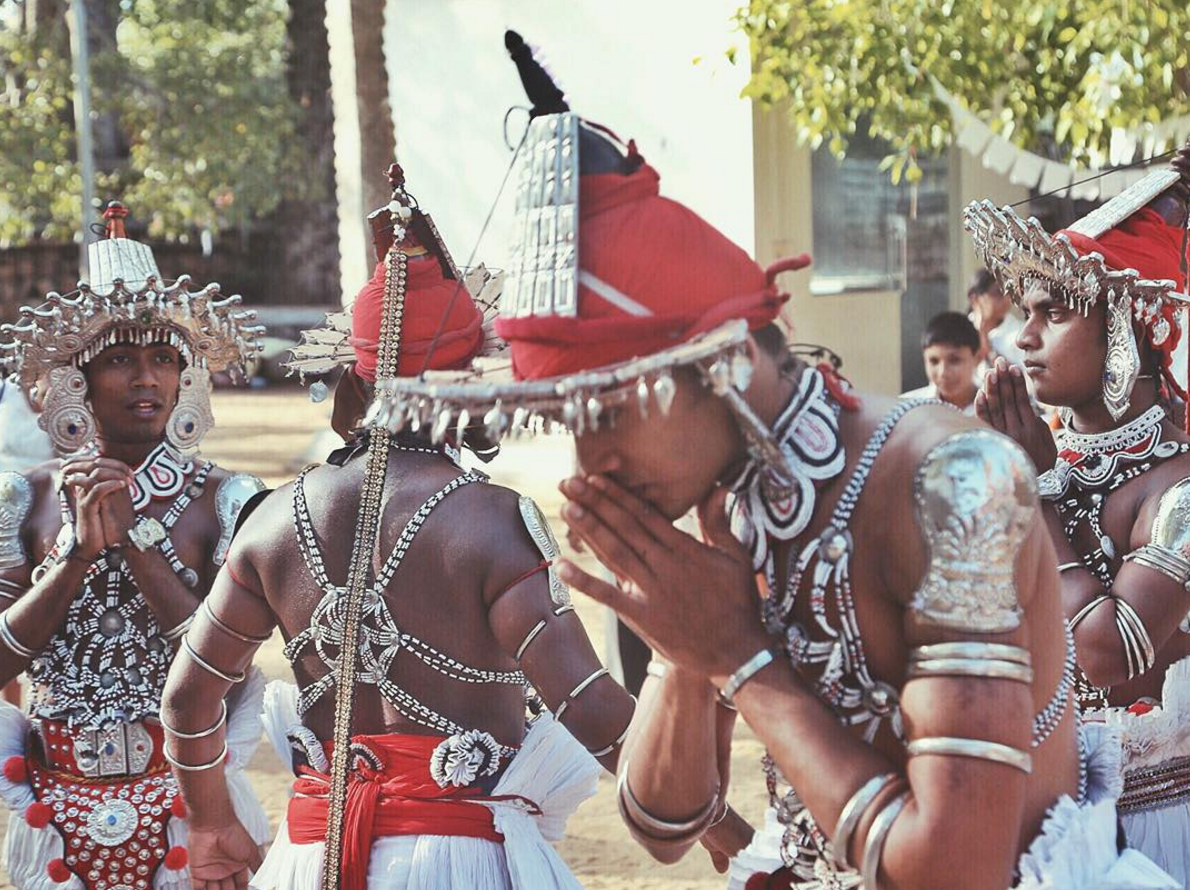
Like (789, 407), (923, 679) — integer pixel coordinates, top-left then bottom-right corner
(350, 254), (484, 381)
(495, 154), (799, 380)
(1060, 208), (1189, 291)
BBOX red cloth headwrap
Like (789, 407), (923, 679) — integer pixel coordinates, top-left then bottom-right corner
(495, 159), (794, 380)
(1060, 209), (1188, 290)
(350, 254), (484, 381)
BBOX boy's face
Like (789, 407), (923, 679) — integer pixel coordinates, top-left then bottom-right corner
(923, 343), (978, 407)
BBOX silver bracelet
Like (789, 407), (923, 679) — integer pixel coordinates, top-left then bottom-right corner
(160, 701), (228, 740)
(617, 760), (720, 842)
(0, 612), (38, 659)
(163, 740), (229, 772)
(1056, 561), (1085, 574)
(554, 667), (609, 723)
(180, 637), (246, 684)
(161, 614), (194, 642)
(588, 695), (636, 757)
(202, 598), (271, 643)
(860, 790), (911, 890)
(645, 660), (668, 680)
(832, 772), (901, 870)
(719, 648), (773, 705)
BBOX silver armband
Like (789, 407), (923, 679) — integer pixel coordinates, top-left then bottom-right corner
(213, 473), (266, 567)
(1123, 477), (1190, 591)
(0, 472), (34, 570)
(911, 430), (1036, 633)
(519, 496), (570, 606)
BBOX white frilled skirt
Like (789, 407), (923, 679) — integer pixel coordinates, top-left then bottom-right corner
(726, 723), (1180, 890)
(0, 668), (272, 890)
(250, 681), (601, 890)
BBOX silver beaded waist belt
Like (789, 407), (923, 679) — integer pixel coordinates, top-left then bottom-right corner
(31, 718), (163, 779)
(1118, 756), (1190, 814)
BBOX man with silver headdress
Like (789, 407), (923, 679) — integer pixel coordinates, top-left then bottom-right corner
(0, 203), (271, 890)
(352, 32), (1180, 890)
(971, 140), (1190, 885)
(160, 163), (636, 890)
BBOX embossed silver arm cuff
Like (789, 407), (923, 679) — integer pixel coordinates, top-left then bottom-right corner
(1124, 543), (1190, 591)
(161, 700), (228, 740)
(906, 658), (1034, 684)
(617, 760), (720, 844)
(906, 736), (1032, 774)
(0, 612), (38, 659)
(180, 637), (245, 684)
(833, 772), (903, 870)
(860, 790), (912, 890)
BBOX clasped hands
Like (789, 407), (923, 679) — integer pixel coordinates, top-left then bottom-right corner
(975, 357), (1058, 473)
(59, 457), (138, 560)
(557, 473), (771, 688)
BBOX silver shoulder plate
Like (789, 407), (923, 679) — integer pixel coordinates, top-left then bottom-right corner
(1150, 477), (1190, 558)
(0, 472), (34, 569)
(911, 430), (1037, 633)
(518, 495), (571, 606)
(213, 473), (267, 566)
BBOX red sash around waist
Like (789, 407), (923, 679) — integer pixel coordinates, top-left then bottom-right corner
(287, 733), (531, 890)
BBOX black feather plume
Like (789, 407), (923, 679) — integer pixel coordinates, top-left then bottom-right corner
(505, 29), (568, 117)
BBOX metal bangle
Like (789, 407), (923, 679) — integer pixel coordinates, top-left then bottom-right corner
(163, 740), (228, 772)
(1070, 594), (1111, 630)
(719, 648), (774, 705)
(588, 695), (636, 757)
(646, 660), (668, 680)
(0, 578), (28, 601)
(161, 614), (194, 642)
(617, 761), (720, 840)
(906, 658), (1034, 684)
(832, 772), (901, 870)
(160, 700), (228, 740)
(201, 598), (271, 643)
(907, 736), (1033, 774)
(180, 637), (245, 684)
(1056, 561), (1085, 574)
(707, 799), (731, 830)
(909, 642), (1031, 665)
(0, 612), (38, 659)
(1125, 544), (1190, 590)
(1114, 597), (1156, 679)
(554, 667), (609, 723)
(860, 790), (911, 890)
(514, 619), (547, 661)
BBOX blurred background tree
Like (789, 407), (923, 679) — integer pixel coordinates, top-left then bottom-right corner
(738, 0), (1190, 181)
(0, 0), (340, 305)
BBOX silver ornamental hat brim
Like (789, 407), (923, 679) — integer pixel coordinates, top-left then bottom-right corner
(0, 235), (266, 388)
(361, 318), (754, 444)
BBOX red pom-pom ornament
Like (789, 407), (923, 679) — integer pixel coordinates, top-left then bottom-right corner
(46, 859), (72, 883)
(163, 846), (189, 870)
(169, 796), (188, 818)
(3, 755), (27, 783)
(25, 801), (53, 829)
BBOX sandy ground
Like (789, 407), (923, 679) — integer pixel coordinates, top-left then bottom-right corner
(1, 388), (773, 890)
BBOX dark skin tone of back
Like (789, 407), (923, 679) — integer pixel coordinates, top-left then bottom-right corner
(0, 343), (232, 689)
(161, 373), (637, 890)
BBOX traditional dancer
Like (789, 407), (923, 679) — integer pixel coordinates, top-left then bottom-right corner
(352, 33), (1180, 890)
(162, 163), (637, 890)
(971, 140), (1190, 884)
(0, 203), (271, 890)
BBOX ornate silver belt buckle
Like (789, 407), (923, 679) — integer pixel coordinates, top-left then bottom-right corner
(78, 721), (155, 777)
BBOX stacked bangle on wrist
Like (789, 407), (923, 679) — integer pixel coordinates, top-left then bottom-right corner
(617, 759), (721, 846)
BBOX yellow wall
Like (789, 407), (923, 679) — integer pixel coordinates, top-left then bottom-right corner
(751, 103), (904, 397)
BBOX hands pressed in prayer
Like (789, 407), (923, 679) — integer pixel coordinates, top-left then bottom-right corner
(556, 474), (769, 688)
(59, 456), (137, 558)
(975, 357), (1058, 472)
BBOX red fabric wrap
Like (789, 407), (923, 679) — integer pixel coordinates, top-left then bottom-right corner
(351, 255), (484, 382)
(286, 733), (519, 890)
(1059, 208), (1190, 400)
(495, 161), (793, 380)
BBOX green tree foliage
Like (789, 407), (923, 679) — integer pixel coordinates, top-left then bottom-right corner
(737, 0), (1190, 182)
(0, 0), (306, 245)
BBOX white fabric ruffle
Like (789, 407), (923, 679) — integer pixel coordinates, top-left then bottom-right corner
(1, 668), (270, 890)
(727, 724), (1179, 890)
(251, 681), (600, 890)
(1099, 655), (1190, 888)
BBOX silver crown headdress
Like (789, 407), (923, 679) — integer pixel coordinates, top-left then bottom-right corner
(964, 154), (1190, 421)
(0, 202), (266, 453)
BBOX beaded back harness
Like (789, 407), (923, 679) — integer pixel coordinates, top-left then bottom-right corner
(285, 463), (527, 760)
(28, 449), (208, 730)
(753, 396), (1077, 885)
(1041, 405), (1190, 710)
